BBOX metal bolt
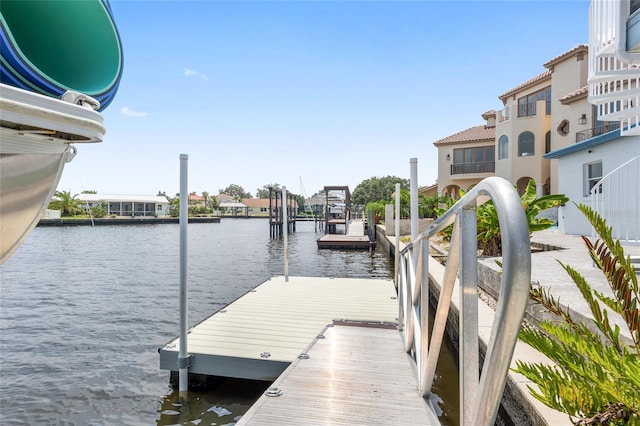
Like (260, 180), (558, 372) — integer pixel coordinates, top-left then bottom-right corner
(265, 387), (282, 397)
(316, 334), (325, 339)
(298, 353), (310, 359)
(260, 352), (271, 358)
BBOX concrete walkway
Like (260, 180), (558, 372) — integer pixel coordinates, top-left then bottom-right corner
(527, 228), (638, 341)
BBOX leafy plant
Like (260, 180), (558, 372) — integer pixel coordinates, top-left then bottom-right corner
(435, 179), (568, 256)
(515, 204), (640, 425)
(48, 190), (83, 216)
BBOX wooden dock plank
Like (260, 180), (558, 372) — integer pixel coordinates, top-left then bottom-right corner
(237, 324), (439, 426)
(159, 276), (398, 379)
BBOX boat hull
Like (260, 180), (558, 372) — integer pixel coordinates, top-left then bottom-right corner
(0, 84), (105, 264)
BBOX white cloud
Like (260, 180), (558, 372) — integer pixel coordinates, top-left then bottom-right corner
(120, 106), (148, 117)
(184, 68), (208, 80)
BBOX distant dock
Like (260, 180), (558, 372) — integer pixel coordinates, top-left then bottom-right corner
(317, 218), (375, 249)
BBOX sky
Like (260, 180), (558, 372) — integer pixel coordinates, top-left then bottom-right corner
(55, 0), (590, 199)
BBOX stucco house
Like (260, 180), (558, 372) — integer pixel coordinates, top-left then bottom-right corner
(434, 45), (598, 199)
(433, 111), (496, 197)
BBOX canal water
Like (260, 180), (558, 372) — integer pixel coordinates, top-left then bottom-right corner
(0, 219), (458, 425)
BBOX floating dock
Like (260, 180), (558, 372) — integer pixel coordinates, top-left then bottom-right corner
(237, 322), (439, 425)
(159, 276), (398, 381)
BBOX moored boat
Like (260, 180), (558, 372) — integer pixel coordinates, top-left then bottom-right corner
(0, 0), (122, 264)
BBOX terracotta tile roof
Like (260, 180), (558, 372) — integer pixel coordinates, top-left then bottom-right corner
(499, 70), (552, 102)
(543, 44), (588, 69)
(433, 125), (496, 146)
(559, 86), (588, 104)
(481, 110), (496, 119)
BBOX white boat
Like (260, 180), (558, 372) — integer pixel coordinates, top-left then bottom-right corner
(0, 0), (122, 264)
(0, 85), (105, 263)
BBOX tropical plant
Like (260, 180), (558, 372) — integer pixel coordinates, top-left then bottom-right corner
(365, 200), (387, 218)
(436, 179), (568, 256)
(90, 203), (107, 218)
(48, 190), (83, 216)
(515, 204), (639, 425)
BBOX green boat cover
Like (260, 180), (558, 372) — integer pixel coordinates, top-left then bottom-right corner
(1, 0), (123, 111)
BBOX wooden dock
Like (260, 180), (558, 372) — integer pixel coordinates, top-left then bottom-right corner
(237, 323), (440, 425)
(159, 276), (398, 381)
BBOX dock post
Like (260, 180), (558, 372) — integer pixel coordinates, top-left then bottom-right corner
(178, 153), (190, 395)
(282, 186), (289, 282)
(394, 183), (400, 288)
(410, 157), (418, 242)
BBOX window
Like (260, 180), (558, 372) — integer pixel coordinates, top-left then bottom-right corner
(451, 146), (495, 174)
(584, 161), (603, 196)
(545, 131), (551, 154)
(518, 131), (535, 156)
(498, 135), (509, 159)
(517, 86), (551, 117)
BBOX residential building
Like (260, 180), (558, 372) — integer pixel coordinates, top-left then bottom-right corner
(433, 111), (496, 197)
(543, 0), (640, 239)
(434, 44), (594, 198)
(188, 192), (204, 206)
(74, 193), (170, 216)
(241, 198), (271, 216)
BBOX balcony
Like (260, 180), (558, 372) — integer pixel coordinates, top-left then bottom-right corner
(451, 161), (495, 175)
(575, 122), (621, 142)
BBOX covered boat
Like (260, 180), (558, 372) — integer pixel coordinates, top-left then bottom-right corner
(0, 0), (123, 264)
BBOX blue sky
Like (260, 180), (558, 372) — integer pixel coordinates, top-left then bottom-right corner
(56, 0), (589, 199)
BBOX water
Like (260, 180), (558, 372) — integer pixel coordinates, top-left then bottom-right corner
(0, 219), (457, 425)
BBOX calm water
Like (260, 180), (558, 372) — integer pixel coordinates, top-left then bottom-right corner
(0, 219), (457, 425)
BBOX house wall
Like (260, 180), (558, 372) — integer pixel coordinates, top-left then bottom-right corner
(436, 140), (494, 196)
(557, 136), (640, 235)
(548, 52), (590, 194)
(496, 99), (551, 191)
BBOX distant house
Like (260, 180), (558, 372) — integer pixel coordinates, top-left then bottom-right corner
(418, 183), (438, 198)
(188, 192), (204, 206)
(218, 201), (247, 216)
(241, 198), (270, 216)
(74, 193), (170, 216)
(216, 193), (235, 203)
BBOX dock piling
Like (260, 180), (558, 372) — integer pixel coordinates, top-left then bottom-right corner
(178, 153), (189, 395)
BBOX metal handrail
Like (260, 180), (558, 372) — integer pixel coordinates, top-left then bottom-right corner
(591, 155), (640, 241)
(397, 176), (531, 426)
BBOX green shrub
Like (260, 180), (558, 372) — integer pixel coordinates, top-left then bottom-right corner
(515, 204), (639, 425)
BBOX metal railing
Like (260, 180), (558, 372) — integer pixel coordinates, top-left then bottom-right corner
(591, 155), (640, 242)
(575, 122), (620, 142)
(397, 176), (531, 426)
(450, 161), (495, 175)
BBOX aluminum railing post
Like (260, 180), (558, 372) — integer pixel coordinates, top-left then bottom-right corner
(460, 206), (478, 426)
(178, 153), (190, 396)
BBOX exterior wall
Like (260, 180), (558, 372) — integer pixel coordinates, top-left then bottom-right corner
(557, 137), (640, 235)
(436, 140), (494, 196)
(496, 99), (551, 191)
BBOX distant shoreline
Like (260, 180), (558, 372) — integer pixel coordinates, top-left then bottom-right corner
(38, 216), (318, 226)
(37, 217), (222, 226)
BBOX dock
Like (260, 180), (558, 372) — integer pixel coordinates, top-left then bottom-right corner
(317, 218), (375, 249)
(237, 323), (439, 425)
(159, 276), (398, 381)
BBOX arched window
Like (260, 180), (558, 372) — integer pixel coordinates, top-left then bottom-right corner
(545, 131), (551, 153)
(498, 135), (509, 159)
(518, 131), (535, 157)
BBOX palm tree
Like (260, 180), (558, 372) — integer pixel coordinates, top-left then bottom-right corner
(49, 190), (83, 216)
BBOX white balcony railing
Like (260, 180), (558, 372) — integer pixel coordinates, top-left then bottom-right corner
(588, 0), (640, 136)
